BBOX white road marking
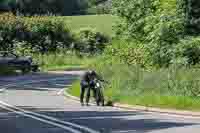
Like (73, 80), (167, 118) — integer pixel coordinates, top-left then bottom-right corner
(0, 101), (99, 133)
(111, 130), (137, 133)
(0, 102), (81, 133)
(55, 84), (72, 87)
(1, 77), (76, 89)
(0, 88), (5, 93)
(21, 85), (59, 90)
(57, 89), (64, 95)
(0, 75), (99, 133)
(0, 77), (75, 94)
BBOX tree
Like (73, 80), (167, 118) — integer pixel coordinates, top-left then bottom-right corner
(14, 0), (88, 16)
(185, 0), (200, 35)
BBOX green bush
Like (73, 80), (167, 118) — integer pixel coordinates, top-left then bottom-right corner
(0, 14), (74, 54)
(14, 0), (88, 16)
(0, 14), (19, 51)
(146, 15), (184, 67)
(112, 0), (159, 40)
(0, 14), (73, 53)
(0, 14), (110, 56)
(74, 28), (110, 55)
(87, 0), (111, 14)
(112, 0), (190, 67)
(174, 37), (200, 66)
(23, 18), (73, 53)
(87, 6), (110, 14)
(104, 40), (149, 68)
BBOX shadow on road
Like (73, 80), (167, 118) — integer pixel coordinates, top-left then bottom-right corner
(1, 106), (196, 133)
(0, 72), (198, 132)
(0, 72), (80, 91)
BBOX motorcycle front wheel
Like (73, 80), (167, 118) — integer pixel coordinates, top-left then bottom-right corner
(96, 87), (104, 106)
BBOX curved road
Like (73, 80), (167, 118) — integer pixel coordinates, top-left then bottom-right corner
(0, 71), (200, 133)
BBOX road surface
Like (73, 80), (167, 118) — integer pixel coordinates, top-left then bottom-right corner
(0, 71), (200, 133)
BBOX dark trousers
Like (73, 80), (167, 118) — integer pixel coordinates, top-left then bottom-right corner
(80, 81), (96, 104)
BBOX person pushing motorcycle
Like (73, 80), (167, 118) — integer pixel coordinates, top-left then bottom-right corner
(80, 70), (105, 106)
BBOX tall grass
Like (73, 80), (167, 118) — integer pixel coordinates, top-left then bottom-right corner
(68, 55), (200, 111)
(32, 53), (97, 71)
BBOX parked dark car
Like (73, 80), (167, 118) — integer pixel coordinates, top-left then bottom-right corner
(0, 51), (39, 74)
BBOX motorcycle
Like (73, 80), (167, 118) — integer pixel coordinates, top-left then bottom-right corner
(90, 79), (105, 106)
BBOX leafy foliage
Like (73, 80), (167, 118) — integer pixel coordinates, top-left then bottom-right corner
(104, 40), (149, 68)
(0, 0), (111, 15)
(0, 13), (109, 55)
(74, 28), (110, 55)
(0, 14), (73, 53)
(174, 37), (200, 66)
(87, 0), (111, 14)
(15, 0), (88, 16)
(111, 0), (199, 67)
(185, 0), (200, 35)
(112, 0), (160, 40)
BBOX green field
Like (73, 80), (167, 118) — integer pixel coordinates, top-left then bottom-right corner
(55, 15), (115, 35)
(24, 14), (115, 35)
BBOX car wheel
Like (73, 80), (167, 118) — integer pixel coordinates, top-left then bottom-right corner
(22, 67), (31, 74)
(21, 63), (31, 74)
(31, 65), (38, 72)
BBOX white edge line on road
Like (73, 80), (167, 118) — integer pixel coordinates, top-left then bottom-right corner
(0, 76), (99, 133)
(0, 88), (5, 92)
(57, 89), (64, 95)
(2, 77), (76, 88)
(0, 101), (99, 133)
(0, 102), (81, 133)
(56, 85), (72, 95)
(111, 130), (137, 133)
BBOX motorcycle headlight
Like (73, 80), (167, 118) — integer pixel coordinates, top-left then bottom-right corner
(96, 83), (100, 88)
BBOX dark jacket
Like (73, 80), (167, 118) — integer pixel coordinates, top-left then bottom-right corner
(81, 71), (103, 82)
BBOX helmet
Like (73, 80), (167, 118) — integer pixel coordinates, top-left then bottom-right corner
(88, 70), (96, 75)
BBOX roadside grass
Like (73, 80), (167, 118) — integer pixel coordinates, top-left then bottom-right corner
(67, 80), (200, 111)
(66, 55), (200, 111)
(32, 53), (96, 71)
(117, 94), (200, 111)
(67, 81), (80, 98)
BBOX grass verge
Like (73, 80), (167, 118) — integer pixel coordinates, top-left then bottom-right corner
(32, 53), (96, 71)
(66, 55), (200, 111)
(67, 81), (200, 111)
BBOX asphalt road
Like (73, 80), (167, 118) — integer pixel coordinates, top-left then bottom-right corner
(0, 71), (200, 133)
